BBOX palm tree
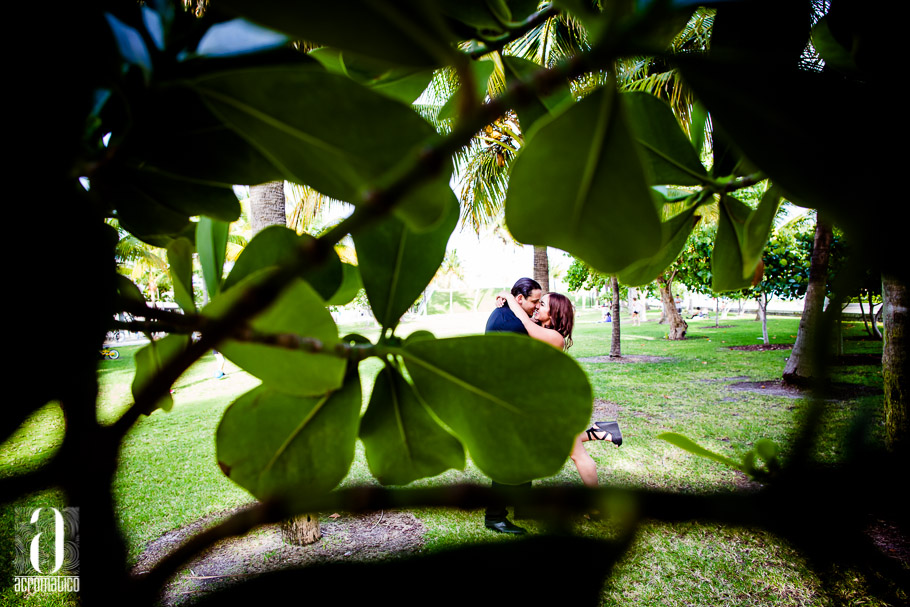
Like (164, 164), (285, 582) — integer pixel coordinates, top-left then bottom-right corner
(446, 13), (591, 291)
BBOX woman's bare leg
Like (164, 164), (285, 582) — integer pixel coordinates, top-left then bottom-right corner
(570, 434), (598, 487)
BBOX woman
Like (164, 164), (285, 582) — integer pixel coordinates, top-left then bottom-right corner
(498, 292), (622, 488)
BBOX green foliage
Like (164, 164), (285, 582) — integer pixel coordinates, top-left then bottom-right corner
(398, 334), (593, 484)
(222, 226), (344, 300)
(506, 83), (662, 274)
(360, 363), (466, 485)
(203, 273), (346, 396)
(131, 335), (189, 413)
(217, 375), (362, 506)
(197, 217), (230, 298)
(658, 433), (780, 482)
(166, 237), (195, 313)
(16, 1), (904, 603)
(354, 194), (459, 332)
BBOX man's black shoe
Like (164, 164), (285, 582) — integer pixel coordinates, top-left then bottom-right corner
(484, 518), (527, 534)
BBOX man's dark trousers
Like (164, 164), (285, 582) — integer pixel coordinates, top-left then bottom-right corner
(484, 306), (532, 522)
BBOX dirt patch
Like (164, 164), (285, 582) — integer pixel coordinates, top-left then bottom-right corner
(866, 519), (910, 565)
(134, 508), (425, 606)
(697, 325), (737, 329)
(592, 398), (621, 420)
(578, 355), (674, 364)
(728, 380), (882, 400)
(727, 344), (793, 352)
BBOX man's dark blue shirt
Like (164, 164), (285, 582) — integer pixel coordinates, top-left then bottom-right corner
(485, 306), (528, 335)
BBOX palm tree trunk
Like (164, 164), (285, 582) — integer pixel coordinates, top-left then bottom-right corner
(250, 181), (287, 234)
(782, 215), (833, 385)
(610, 276), (621, 357)
(250, 180), (320, 545)
(533, 246), (549, 292)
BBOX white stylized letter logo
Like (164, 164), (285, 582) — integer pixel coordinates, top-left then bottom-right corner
(29, 508), (65, 574)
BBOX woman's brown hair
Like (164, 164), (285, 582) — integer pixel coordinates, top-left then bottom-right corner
(545, 292), (575, 349)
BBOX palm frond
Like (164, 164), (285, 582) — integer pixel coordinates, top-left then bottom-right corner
(286, 183), (351, 237)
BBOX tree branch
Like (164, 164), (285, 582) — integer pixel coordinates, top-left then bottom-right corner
(109, 28), (647, 442)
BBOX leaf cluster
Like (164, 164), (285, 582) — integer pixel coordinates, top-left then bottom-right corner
(10, 0), (906, 603)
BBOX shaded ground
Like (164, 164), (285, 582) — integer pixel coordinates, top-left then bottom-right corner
(727, 380), (882, 400)
(134, 509), (425, 606)
(727, 344), (793, 352)
(578, 354), (674, 364)
(866, 519), (910, 565)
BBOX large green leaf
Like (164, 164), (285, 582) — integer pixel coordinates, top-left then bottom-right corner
(353, 191), (458, 331)
(400, 335), (592, 484)
(222, 226), (343, 301)
(711, 189), (780, 293)
(437, 0), (512, 33)
(501, 56), (572, 133)
(676, 54), (876, 230)
(309, 47), (435, 104)
(203, 271), (345, 396)
(167, 237), (196, 313)
(711, 195), (752, 292)
(623, 92), (708, 186)
(506, 83), (662, 274)
(618, 203), (701, 287)
(191, 66), (447, 229)
(115, 274), (146, 306)
(197, 217), (229, 298)
(741, 187), (781, 278)
(218, 0), (456, 68)
(216, 375), (361, 502)
(131, 335), (190, 413)
(325, 262), (362, 307)
(360, 364), (465, 485)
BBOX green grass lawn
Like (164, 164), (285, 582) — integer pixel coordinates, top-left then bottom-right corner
(1, 311), (892, 606)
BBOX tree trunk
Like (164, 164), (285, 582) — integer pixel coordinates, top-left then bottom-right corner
(782, 215), (833, 386)
(882, 275), (908, 464)
(869, 291), (883, 339)
(657, 275), (687, 340)
(281, 513), (321, 545)
(610, 276), (621, 357)
(251, 180), (320, 545)
(250, 181), (287, 234)
(533, 246), (549, 293)
(757, 293), (769, 345)
(859, 296), (870, 335)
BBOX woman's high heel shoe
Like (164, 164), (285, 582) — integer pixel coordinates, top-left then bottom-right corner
(585, 421), (622, 446)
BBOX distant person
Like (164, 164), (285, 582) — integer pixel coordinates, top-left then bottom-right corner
(689, 307), (707, 319)
(631, 298), (642, 326)
(213, 349), (226, 379)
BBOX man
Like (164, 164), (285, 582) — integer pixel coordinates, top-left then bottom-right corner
(482, 277), (542, 534)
